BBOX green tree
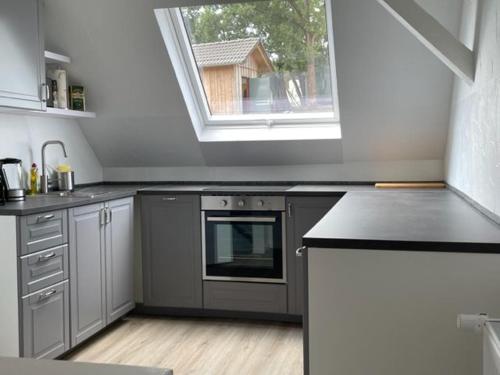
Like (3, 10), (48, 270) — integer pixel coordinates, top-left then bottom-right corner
(182, 0), (329, 107)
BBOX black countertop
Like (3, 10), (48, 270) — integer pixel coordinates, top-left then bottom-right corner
(3, 183), (500, 254)
(0, 185), (140, 216)
(0, 183), (356, 215)
(303, 190), (500, 252)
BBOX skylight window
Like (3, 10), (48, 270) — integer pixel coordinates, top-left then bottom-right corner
(155, 0), (341, 142)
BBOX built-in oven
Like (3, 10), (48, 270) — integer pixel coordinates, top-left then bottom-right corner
(201, 195), (286, 283)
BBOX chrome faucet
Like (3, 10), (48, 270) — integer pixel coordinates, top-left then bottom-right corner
(41, 140), (68, 194)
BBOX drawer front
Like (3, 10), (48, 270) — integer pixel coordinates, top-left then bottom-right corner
(20, 210), (68, 255)
(20, 245), (69, 296)
(22, 280), (70, 359)
(203, 281), (287, 314)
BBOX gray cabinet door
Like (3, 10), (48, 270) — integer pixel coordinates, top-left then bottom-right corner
(0, 0), (46, 110)
(69, 203), (106, 346)
(142, 195), (202, 308)
(21, 280), (70, 359)
(105, 197), (135, 324)
(286, 196), (341, 315)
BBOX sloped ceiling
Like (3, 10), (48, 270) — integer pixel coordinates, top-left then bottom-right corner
(43, 0), (462, 168)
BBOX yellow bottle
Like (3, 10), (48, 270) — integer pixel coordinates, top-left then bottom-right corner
(30, 163), (38, 195)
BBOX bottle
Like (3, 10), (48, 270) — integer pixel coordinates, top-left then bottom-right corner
(29, 163), (38, 195)
(51, 80), (59, 108)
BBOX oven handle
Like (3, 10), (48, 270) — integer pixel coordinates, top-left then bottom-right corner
(206, 217), (277, 223)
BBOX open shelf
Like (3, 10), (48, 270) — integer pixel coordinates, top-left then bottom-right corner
(44, 50), (71, 64)
(0, 106), (96, 119)
(45, 108), (96, 118)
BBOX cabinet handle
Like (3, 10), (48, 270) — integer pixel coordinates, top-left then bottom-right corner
(38, 252), (56, 262)
(41, 83), (48, 102)
(39, 289), (57, 300)
(107, 208), (112, 224)
(287, 203), (293, 218)
(100, 208), (106, 226)
(163, 197), (177, 201)
(296, 246), (306, 257)
(37, 214), (55, 222)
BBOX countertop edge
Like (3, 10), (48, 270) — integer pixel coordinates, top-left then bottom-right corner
(302, 238), (500, 253)
(0, 190), (137, 216)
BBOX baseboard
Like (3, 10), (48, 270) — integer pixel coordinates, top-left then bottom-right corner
(133, 303), (303, 324)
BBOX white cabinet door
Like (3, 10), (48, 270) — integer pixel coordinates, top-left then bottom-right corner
(0, 0), (46, 110)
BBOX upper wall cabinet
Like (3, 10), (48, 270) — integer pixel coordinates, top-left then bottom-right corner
(0, 0), (46, 111)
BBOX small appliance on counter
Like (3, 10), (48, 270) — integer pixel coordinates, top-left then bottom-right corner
(0, 158), (26, 201)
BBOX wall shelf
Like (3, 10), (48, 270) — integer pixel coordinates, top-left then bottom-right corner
(0, 106), (96, 119)
(45, 108), (96, 118)
(44, 50), (71, 64)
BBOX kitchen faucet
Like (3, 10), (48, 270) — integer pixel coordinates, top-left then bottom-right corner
(41, 140), (68, 194)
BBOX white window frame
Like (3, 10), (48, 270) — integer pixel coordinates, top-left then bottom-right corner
(154, 0), (341, 142)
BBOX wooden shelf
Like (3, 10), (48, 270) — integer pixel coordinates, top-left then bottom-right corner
(0, 106), (96, 119)
(44, 51), (71, 64)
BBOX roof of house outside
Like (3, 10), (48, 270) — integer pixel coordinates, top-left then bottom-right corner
(192, 38), (272, 68)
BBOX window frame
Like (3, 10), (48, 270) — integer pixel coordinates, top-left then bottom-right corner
(155, 0), (341, 141)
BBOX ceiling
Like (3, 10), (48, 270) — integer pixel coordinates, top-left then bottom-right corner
(43, 0), (463, 168)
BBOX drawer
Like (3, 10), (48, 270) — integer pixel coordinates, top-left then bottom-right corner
(203, 281), (287, 314)
(19, 210), (68, 255)
(21, 280), (70, 359)
(20, 245), (68, 296)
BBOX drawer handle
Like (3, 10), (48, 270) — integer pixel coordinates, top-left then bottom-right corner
(37, 214), (55, 222)
(296, 246), (306, 257)
(162, 197), (177, 201)
(39, 289), (57, 300)
(38, 252), (56, 262)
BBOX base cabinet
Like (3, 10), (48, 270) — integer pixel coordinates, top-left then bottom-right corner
(16, 210), (71, 359)
(286, 196), (341, 315)
(69, 197), (135, 347)
(21, 280), (70, 359)
(141, 195), (202, 309)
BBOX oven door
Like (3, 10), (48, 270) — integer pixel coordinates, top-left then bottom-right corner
(202, 210), (286, 283)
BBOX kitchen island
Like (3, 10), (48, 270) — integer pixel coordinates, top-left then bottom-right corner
(302, 190), (500, 375)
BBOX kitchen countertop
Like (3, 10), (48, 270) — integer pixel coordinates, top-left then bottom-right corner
(2, 182), (500, 253)
(0, 185), (141, 216)
(1, 183), (359, 215)
(0, 357), (172, 375)
(138, 183), (376, 195)
(303, 190), (500, 252)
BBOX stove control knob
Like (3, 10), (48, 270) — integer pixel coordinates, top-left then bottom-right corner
(220, 200), (228, 207)
(238, 200), (246, 207)
(257, 200), (265, 207)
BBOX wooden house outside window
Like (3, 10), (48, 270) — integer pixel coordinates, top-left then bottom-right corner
(192, 38), (274, 115)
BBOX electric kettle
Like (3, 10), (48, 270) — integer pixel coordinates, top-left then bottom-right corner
(0, 158), (26, 201)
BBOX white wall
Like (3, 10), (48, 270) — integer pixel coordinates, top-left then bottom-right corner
(104, 160), (443, 182)
(44, 0), (462, 182)
(0, 113), (103, 185)
(445, 0), (500, 216)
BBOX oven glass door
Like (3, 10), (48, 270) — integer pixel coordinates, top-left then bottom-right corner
(204, 211), (284, 282)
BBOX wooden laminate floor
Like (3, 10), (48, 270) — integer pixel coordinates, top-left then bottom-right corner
(65, 315), (303, 375)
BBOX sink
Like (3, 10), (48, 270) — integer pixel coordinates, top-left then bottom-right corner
(39, 191), (110, 199)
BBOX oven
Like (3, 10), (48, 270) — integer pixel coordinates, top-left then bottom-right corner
(201, 195), (286, 283)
